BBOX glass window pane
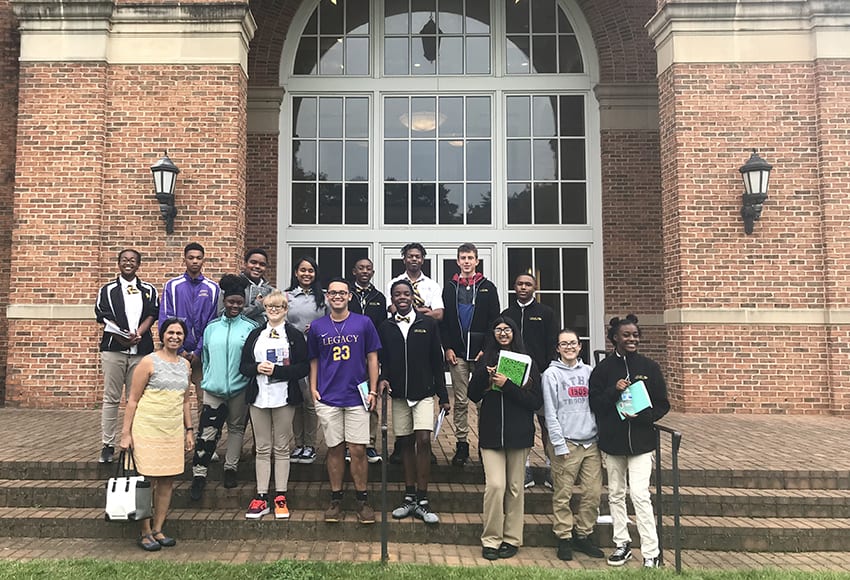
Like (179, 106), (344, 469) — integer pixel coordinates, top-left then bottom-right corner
(558, 8), (574, 33)
(559, 96), (585, 136)
(384, 183), (408, 224)
(345, 183), (369, 224)
(539, 292), (562, 328)
(439, 97), (463, 138)
(507, 96), (530, 137)
(411, 183), (436, 224)
(560, 139), (586, 180)
(385, 0), (409, 34)
(346, 98), (369, 138)
(536, 247), (560, 290)
(319, 141), (343, 181)
(507, 140), (531, 181)
(466, 183), (491, 224)
(347, 0), (370, 35)
(507, 182), (531, 224)
(561, 182), (586, 224)
(438, 0), (463, 34)
(531, 36), (557, 74)
(319, 37), (344, 75)
(439, 140), (463, 181)
(466, 36), (490, 74)
(292, 247), (316, 267)
(533, 139), (557, 180)
(294, 37), (318, 75)
(318, 183), (343, 224)
(558, 35), (583, 73)
(319, 98), (343, 138)
(384, 37), (410, 75)
(317, 247), (343, 284)
(507, 247), (533, 287)
(303, 10), (318, 35)
(411, 140), (436, 181)
(412, 36), (438, 74)
(293, 97), (317, 138)
(291, 183), (316, 224)
(562, 248), (588, 290)
(466, 140), (490, 181)
(345, 141), (369, 181)
(292, 140), (317, 180)
(345, 37), (369, 75)
(505, 0), (528, 34)
(506, 36), (530, 74)
(562, 293), (589, 335)
(410, 96), (437, 136)
(466, 0), (490, 33)
(344, 247), (370, 274)
(466, 96), (490, 137)
(531, 0), (556, 33)
(438, 182), (464, 224)
(319, 0), (344, 35)
(534, 183), (559, 224)
(384, 141), (409, 181)
(533, 96), (558, 137)
(438, 36), (464, 74)
(412, 0), (436, 31)
(384, 97), (409, 138)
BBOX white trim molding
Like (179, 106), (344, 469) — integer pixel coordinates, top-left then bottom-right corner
(12, 0), (257, 75)
(7, 304), (95, 320)
(664, 307), (850, 325)
(248, 87), (285, 135)
(594, 83), (659, 131)
(647, 0), (850, 73)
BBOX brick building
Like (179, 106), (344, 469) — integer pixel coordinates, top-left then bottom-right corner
(0, 0), (847, 413)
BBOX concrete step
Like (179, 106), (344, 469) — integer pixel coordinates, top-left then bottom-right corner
(2, 507), (849, 552)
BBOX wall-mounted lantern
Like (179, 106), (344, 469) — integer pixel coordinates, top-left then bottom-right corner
(739, 149), (772, 235)
(150, 152), (180, 234)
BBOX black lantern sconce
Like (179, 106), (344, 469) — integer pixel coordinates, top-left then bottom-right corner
(150, 152), (180, 234)
(739, 149), (772, 235)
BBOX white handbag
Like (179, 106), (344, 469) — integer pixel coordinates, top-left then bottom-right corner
(104, 449), (152, 522)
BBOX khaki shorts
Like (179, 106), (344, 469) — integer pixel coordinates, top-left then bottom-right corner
(315, 401), (370, 448)
(392, 396), (435, 437)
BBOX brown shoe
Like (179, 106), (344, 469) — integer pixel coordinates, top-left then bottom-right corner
(324, 499), (342, 523)
(356, 500), (375, 524)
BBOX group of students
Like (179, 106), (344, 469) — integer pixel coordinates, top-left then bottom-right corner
(96, 241), (670, 568)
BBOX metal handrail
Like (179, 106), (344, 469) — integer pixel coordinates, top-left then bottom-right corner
(380, 389), (389, 563)
(654, 424), (683, 573)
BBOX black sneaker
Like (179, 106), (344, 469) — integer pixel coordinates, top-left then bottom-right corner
(523, 466), (535, 489)
(451, 442), (469, 466)
(190, 476), (206, 501)
(223, 469), (237, 489)
(607, 542), (632, 567)
(389, 442), (403, 465)
(497, 542), (518, 559)
(98, 445), (115, 464)
(573, 535), (604, 558)
(482, 546), (499, 560)
(557, 538), (573, 561)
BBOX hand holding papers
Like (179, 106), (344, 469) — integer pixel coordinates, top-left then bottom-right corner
(433, 408), (446, 440)
(616, 379), (653, 420)
(103, 319), (132, 339)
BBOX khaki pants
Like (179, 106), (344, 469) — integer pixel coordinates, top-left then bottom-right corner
(449, 358), (472, 442)
(604, 451), (659, 558)
(551, 442), (603, 539)
(100, 351), (144, 446)
(250, 404), (296, 495)
(293, 377), (318, 447)
(481, 447), (528, 549)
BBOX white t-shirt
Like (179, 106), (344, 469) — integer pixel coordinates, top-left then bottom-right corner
(252, 324), (291, 409)
(387, 273), (445, 311)
(119, 277), (143, 355)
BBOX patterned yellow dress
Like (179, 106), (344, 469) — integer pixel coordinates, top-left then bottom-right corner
(132, 353), (190, 477)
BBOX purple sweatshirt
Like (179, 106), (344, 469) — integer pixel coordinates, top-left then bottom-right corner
(159, 273), (220, 357)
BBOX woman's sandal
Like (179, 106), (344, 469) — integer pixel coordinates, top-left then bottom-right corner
(151, 530), (177, 547)
(137, 533), (162, 552)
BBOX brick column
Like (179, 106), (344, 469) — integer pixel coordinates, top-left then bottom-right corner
(6, 0), (255, 407)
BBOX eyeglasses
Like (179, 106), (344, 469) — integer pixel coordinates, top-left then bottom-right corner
(558, 341), (580, 348)
(327, 290), (349, 297)
(494, 327), (513, 335)
(265, 304), (286, 311)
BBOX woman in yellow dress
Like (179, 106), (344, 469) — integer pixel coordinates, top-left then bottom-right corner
(120, 317), (194, 551)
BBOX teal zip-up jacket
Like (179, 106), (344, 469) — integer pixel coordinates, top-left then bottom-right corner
(201, 314), (259, 399)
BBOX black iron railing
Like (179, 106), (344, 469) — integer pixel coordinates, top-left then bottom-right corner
(654, 424), (683, 573)
(380, 389), (389, 563)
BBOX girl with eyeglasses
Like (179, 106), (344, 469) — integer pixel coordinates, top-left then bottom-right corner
(469, 316), (543, 561)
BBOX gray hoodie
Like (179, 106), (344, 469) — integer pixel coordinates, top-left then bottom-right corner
(542, 358), (597, 455)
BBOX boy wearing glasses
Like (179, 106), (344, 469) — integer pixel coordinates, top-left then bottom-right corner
(307, 278), (381, 525)
(541, 329), (604, 561)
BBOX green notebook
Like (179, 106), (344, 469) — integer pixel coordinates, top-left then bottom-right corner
(616, 379), (653, 420)
(492, 351), (532, 391)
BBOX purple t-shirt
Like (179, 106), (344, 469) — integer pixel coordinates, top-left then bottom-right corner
(307, 312), (382, 408)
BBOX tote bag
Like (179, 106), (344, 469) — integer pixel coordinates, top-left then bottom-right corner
(104, 449), (152, 521)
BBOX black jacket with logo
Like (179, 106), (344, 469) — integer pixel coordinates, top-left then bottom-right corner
(95, 276), (160, 354)
(501, 300), (557, 372)
(349, 283), (388, 330)
(239, 323), (309, 406)
(377, 313), (448, 405)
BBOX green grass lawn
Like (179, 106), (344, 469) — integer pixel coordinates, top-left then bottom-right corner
(0, 560), (848, 580)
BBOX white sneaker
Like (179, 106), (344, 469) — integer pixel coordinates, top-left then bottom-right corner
(644, 557), (661, 568)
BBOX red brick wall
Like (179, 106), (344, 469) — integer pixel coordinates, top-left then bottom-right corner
(246, 134), (279, 286)
(0, 0), (18, 406)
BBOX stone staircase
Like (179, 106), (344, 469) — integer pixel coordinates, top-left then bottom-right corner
(1, 454), (849, 552)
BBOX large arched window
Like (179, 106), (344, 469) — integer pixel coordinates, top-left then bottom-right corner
(279, 0), (603, 357)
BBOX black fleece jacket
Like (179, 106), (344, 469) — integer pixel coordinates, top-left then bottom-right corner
(377, 313), (449, 405)
(441, 277), (501, 360)
(501, 300), (557, 372)
(469, 354), (543, 450)
(588, 351), (670, 456)
(239, 323), (309, 406)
